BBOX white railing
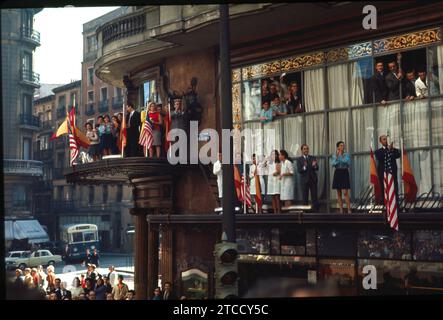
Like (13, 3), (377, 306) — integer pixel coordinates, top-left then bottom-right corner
(3, 159), (43, 176)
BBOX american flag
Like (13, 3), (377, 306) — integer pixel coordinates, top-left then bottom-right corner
(139, 115), (153, 150)
(68, 107), (79, 166)
(384, 149), (399, 231)
(240, 175), (252, 208)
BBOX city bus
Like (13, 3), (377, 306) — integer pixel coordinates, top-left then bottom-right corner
(60, 224), (99, 262)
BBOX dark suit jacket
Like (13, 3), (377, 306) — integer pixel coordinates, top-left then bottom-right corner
(296, 155), (319, 184)
(126, 111), (141, 138)
(162, 290), (177, 300)
(385, 72), (401, 101)
(374, 147), (401, 179)
(403, 79), (416, 98)
(369, 72), (387, 103)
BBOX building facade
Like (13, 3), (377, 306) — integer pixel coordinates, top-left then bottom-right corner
(2, 8), (43, 220)
(65, 3), (443, 299)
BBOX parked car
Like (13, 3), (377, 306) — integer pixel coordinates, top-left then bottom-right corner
(5, 251), (31, 270)
(6, 249), (62, 270)
(40, 241), (66, 256)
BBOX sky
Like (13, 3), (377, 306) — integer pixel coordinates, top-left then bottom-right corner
(34, 6), (119, 85)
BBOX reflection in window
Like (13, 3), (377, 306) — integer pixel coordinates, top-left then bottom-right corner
(317, 229), (356, 257)
(242, 80), (261, 121)
(414, 230), (443, 261)
(181, 268), (208, 299)
(319, 259), (356, 295)
(304, 68), (325, 112)
(280, 228), (305, 255)
(283, 116), (303, 158)
(428, 45), (443, 97)
(237, 229), (270, 254)
(358, 230), (411, 260)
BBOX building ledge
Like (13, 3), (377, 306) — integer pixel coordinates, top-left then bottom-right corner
(3, 159), (43, 177)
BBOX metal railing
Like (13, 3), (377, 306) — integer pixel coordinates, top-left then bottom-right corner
(19, 114), (40, 127)
(98, 100), (109, 113)
(34, 147), (53, 161)
(12, 200), (32, 211)
(85, 104), (95, 116)
(21, 27), (40, 44)
(3, 159), (43, 176)
(112, 97), (123, 109)
(20, 68), (40, 85)
(101, 12), (146, 45)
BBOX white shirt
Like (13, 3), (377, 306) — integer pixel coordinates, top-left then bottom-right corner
(415, 77), (428, 98)
(213, 160), (223, 198)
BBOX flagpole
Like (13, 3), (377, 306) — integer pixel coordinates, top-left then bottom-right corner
(167, 101), (172, 159)
(400, 136), (405, 205)
(243, 153), (247, 214)
(121, 94), (125, 158)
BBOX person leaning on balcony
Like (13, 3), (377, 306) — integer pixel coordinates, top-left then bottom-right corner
(85, 122), (100, 161)
(285, 81), (303, 113)
(97, 115), (105, 157)
(415, 69), (428, 99)
(385, 61), (403, 101)
(369, 61), (388, 104)
(271, 96), (287, 117)
(403, 70), (417, 100)
(125, 102), (142, 157)
(279, 149), (295, 208)
(100, 115), (113, 156)
(260, 100), (274, 124)
(331, 141), (351, 213)
(148, 102), (163, 158)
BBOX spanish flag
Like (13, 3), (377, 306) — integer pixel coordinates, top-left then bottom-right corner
(233, 165), (242, 201)
(119, 112), (127, 152)
(51, 109), (90, 149)
(402, 147), (418, 203)
(370, 147), (382, 203)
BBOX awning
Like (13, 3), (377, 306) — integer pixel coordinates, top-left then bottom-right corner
(5, 220), (50, 243)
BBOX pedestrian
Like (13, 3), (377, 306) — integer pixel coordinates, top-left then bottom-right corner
(103, 276), (113, 294)
(31, 268), (39, 287)
(162, 281), (177, 300)
(147, 102), (163, 158)
(126, 290), (135, 300)
(152, 287), (162, 300)
(60, 281), (72, 300)
(88, 291), (96, 300)
(86, 264), (97, 285)
(94, 277), (107, 300)
(83, 248), (92, 266)
(83, 278), (94, 296)
(46, 265), (56, 293)
(90, 248), (100, 267)
(80, 274), (86, 288)
(111, 115), (121, 154)
(107, 265), (117, 287)
(23, 268), (34, 288)
(37, 265), (46, 289)
(106, 293), (114, 300)
(125, 102), (142, 157)
(331, 141), (351, 213)
(14, 269), (24, 287)
(70, 277), (83, 299)
(111, 275), (129, 300)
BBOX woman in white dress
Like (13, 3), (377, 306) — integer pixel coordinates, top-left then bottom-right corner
(279, 149), (295, 207)
(266, 150), (281, 213)
(249, 154), (266, 213)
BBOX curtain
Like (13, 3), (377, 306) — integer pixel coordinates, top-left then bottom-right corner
(327, 64), (349, 108)
(352, 155), (370, 201)
(433, 150), (443, 194)
(304, 68), (325, 112)
(243, 122), (262, 161)
(350, 61), (364, 106)
(377, 103), (401, 145)
(352, 108), (374, 152)
(283, 116), (303, 158)
(402, 99), (429, 148)
(431, 98), (443, 145)
(328, 111), (349, 154)
(437, 45), (443, 94)
(306, 114), (325, 155)
(263, 119), (281, 158)
(242, 80), (261, 121)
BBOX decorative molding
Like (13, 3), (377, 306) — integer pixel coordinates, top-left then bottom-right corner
(242, 60), (281, 80)
(348, 41), (372, 60)
(231, 68), (241, 83)
(373, 27), (441, 55)
(325, 47), (348, 63)
(280, 51), (325, 73)
(232, 83), (241, 124)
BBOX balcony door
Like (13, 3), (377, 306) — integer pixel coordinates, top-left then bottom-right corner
(22, 138), (31, 160)
(22, 52), (32, 72)
(21, 10), (33, 33)
(22, 94), (32, 116)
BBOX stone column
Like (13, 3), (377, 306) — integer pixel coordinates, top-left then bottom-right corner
(134, 214), (148, 300)
(147, 224), (159, 298)
(159, 224), (174, 287)
(123, 75), (138, 105)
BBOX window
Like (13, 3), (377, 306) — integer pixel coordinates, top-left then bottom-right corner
(84, 232), (96, 242)
(88, 91), (94, 102)
(58, 95), (66, 109)
(358, 230), (411, 260)
(71, 232), (83, 243)
(87, 35), (97, 53)
(88, 67), (94, 86)
(117, 185), (123, 202)
(414, 230), (443, 261)
(102, 185), (108, 203)
(22, 52), (32, 71)
(22, 94), (32, 116)
(115, 87), (123, 100)
(143, 80), (158, 105)
(236, 229), (270, 254)
(56, 186), (63, 201)
(317, 229), (356, 257)
(22, 138), (31, 160)
(88, 186), (94, 204)
(21, 10), (33, 31)
(100, 87), (108, 102)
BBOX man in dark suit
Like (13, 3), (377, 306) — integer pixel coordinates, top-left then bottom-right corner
(162, 281), (177, 300)
(385, 61), (403, 101)
(374, 135), (401, 205)
(125, 102), (142, 157)
(296, 144), (320, 211)
(403, 70), (417, 100)
(60, 281), (72, 300)
(369, 62), (388, 104)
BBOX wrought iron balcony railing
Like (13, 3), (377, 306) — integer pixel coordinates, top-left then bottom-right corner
(19, 114), (40, 127)
(3, 159), (43, 177)
(101, 12), (146, 45)
(20, 68), (40, 85)
(85, 104), (95, 116)
(21, 27), (41, 45)
(112, 97), (123, 109)
(98, 100), (109, 113)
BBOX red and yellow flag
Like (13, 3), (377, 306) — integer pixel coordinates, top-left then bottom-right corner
(254, 174), (262, 212)
(402, 147), (418, 203)
(119, 112), (127, 152)
(370, 147), (382, 203)
(233, 165), (242, 201)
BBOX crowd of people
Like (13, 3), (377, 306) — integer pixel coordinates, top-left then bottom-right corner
(414, 233), (443, 261)
(358, 232), (411, 260)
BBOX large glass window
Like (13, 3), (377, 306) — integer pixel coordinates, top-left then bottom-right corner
(413, 230), (443, 261)
(237, 228), (270, 254)
(242, 80), (261, 121)
(317, 229), (356, 257)
(358, 230), (411, 259)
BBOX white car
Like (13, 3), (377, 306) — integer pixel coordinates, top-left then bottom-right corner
(6, 249), (62, 270)
(5, 251), (30, 270)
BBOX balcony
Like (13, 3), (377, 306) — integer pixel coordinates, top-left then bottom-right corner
(21, 27), (41, 46)
(101, 12), (146, 45)
(12, 200), (32, 212)
(98, 100), (109, 113)
(51, 200), (76, 213)
(33, 147), (54, 161)
(56, 107), (66, 119)
(20, 68), (40, 87)
(85, 104), (95, 116)
(3, 159), (43, 177)
(42, 120), (53, 130)
(112, 97), (123, 109)
(19, 114), (40, 129)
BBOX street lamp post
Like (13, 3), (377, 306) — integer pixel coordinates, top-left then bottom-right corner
(219, 4), (236, 243)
